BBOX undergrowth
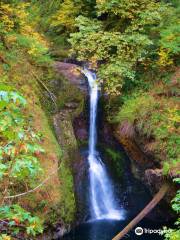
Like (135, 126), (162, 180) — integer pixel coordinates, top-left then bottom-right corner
(114, 86), (179, 173)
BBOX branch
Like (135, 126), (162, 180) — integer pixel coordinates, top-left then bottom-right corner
(3, 166), (60, 199)
(31, 71), (57, 107)
(112, 182), (170, 240)
(0, 219), (25, 229)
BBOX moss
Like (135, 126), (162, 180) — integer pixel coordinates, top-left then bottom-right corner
(77, 139), (88, 147)
(43, 71), (84, 224)
(104, 147), (124, 178)
(36, 61), (85, 225)
(113, 82), (180, 173)
(55, 115), (79, 224)
(0, 46), (77, 226)
(0, 4), (84, 226)
(58, 161), (76, 223)
(50, 47), (70, 60)
(0, 1), (82, 232)
(56, 78), (84, 115)
(114, 93), (156, 124)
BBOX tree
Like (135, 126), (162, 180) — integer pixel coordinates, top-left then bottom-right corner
(69, 0), (178, 95)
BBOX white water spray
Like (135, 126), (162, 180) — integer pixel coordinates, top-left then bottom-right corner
(84, 69), (123, 220)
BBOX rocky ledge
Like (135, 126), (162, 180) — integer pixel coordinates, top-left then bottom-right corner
(54, 62), (87, 92)
(113, 121), (179, 220)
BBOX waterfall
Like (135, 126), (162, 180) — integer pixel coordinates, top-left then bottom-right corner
(83, 69), (123, 221)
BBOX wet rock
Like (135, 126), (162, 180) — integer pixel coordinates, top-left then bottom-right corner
(100, 122), (116, 145)
(54, 62), (87, 92)
(64, 102), (79, 109)
(145, 168), (177, 205)
(114, 123), (151, 173)
(145, 169), (163, 186)
(52, 60), (89, 226)
(76, 128), (88, 141)
(73, 114), (88, 141)
(53, 223), (70, 239)
(73, 153), (90, 223)
(113, 121), (177, 221)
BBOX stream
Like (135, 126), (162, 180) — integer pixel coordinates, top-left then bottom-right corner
(61, 70), (171, 240)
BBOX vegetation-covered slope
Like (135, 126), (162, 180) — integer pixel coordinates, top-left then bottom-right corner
(114, 77), (179, 173)
(0, 1), (77, 239)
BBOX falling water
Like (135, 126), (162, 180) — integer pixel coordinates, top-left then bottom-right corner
(83, 69), (123, 221)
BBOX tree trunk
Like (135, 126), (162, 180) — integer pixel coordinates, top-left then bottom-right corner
(112, 182), (170, 240)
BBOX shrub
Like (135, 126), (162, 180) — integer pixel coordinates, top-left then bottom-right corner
(0, 86), (44, 237)
(0, 205), (43, 237)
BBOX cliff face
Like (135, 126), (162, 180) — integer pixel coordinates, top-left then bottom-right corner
(0, 2), (87, 236)
(113, 120), (177, 214)
(0, 56), (63, 224)
(3, 59), (86, 238)
(51, 62), (87, 230)
(110, 70), (179, 212)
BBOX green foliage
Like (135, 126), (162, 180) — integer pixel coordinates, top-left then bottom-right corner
(163, 162), (170, 175)
(50, 0), (96, 32)
(0, 88), (43, 185)
(58, 161), (76, 223)
(68, 0), (179, 94)
(164, 178), (180, 240)
(0, 88), (44, 237)
(51, 0), (83, 32)
(105, 148), (124, 177)
(28, 0), (96, 49)
(15, 34), (51, 64)
(69, 15), (153, 94)
(163, 229), (180, 240)
(114, 93), (156, 123)
(0, 204), (43, 237)
(159, 2), (180, 58)
(160, 25), (180, 55)
(0, 0), (79, 231)
(172, 178), (180, 213)
(0, 1), (52, 66)
(0, 234), (11, 240)
(114, 90), (179, 169)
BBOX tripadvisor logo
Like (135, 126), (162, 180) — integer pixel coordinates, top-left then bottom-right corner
(135, 227), (143, 235)
(135, 227), (173, 236)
